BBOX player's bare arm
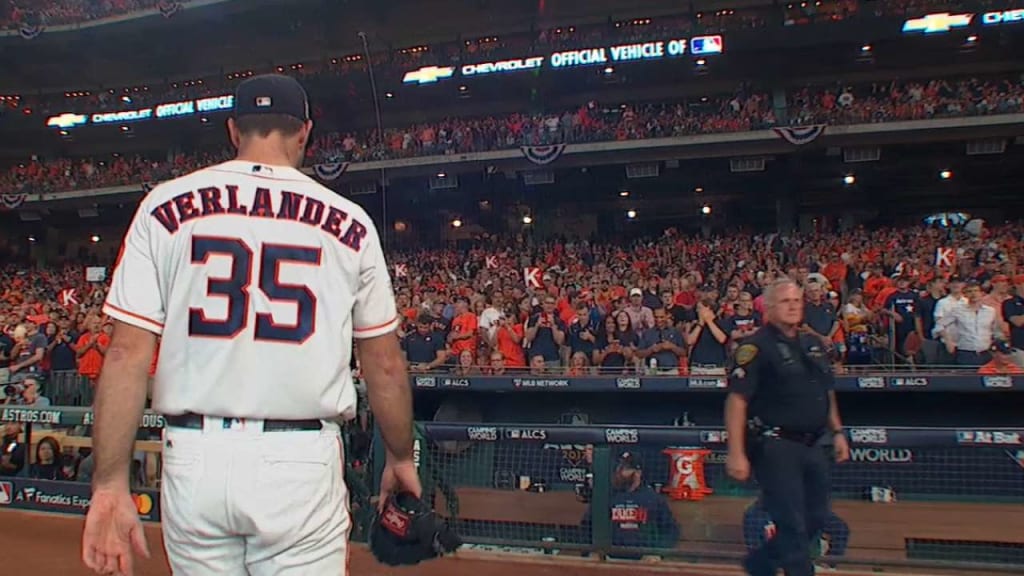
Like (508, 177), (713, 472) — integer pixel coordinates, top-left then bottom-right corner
(82, 320), (155, 575)
(359, 331), (414, 462)
(91, 320), (155, 489)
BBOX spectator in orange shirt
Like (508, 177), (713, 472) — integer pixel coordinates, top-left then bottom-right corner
(491, 307), (526, 369)
(447, 297), (478, 361)
(978, 341), (1024, 374)
(75, 317), (109, 385)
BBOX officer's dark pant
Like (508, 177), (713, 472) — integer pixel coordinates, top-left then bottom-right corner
(745, 438), (830, 576)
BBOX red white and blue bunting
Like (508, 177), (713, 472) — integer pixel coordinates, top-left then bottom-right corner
(158, 1), (182, 18)
(1, 193), (27, 210)
(520, 144), (567, 166)
(19, 23), (44, 40)
(313, 162), (350, 182)
(772, 125), (826, 146)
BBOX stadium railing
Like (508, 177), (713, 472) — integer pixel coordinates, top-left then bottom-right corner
(11, 368), (1020, 407)
(0, 406), (1022, 573)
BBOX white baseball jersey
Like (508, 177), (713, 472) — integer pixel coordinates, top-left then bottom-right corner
(104, 159), (398, 420)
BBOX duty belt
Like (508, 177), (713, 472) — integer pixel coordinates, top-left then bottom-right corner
(165, 413), (322, 432)
(759, 427), (824, 446)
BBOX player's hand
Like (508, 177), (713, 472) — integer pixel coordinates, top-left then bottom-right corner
(82, 488), (150, 576)
(833, 433), (851, 463)
(378, 457), (423, 512)
(726, 451), (751, 482)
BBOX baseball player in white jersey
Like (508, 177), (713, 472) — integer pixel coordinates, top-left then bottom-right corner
(81, 74), (422, 576)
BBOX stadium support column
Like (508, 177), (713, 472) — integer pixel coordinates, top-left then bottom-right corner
(775, 155), (799, 233)
(772, 87), (789, 126)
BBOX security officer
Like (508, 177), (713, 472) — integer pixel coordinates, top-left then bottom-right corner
(724, 279), (850, 576)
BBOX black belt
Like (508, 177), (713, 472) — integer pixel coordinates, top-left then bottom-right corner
(165, 413), (322, 432)
(759, 427), (824, 446)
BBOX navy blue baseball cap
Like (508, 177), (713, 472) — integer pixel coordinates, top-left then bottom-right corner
(233, 74), (310, 122)
(617, 451), (642, 470)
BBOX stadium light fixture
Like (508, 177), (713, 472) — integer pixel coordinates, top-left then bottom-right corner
(27, 235), (36, 243)
(843, 174), (856, 185)
(90, 235), (101, 243)
(522, 215), (534, 225)
(695, 58), (706, 66)
(626, 210), (637, 219)
(451, 219), (463, 228)
(619, 190), (630, 197)
(385, 92), (394, 99)
(860, 44), (872, 52)
(940, 169), (953, 180)
(437, 171), (446, 178)
(701, 205), (712, 215)
(603, 66), (615, 75)
(966, 35), (977, 43)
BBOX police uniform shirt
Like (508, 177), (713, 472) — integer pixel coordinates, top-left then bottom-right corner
(402, 331), (445, 364)
(884, 290), (920, 333)
(728, 324), (834, 433)
(1003, 295), (1024, 350)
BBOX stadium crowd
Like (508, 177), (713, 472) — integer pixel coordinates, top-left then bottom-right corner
(3, 74), (1022, 196)
(3, 223), (1023, 403)
(0, 0), (190, 29)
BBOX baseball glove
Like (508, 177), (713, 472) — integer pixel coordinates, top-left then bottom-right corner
(369, 491), (462, 566)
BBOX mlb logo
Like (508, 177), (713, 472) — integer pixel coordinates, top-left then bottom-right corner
(255, 96), (272, 107)
(0, 481), (13, 505)
(691, 35), (723, 55)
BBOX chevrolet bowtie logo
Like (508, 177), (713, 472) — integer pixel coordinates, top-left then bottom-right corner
(402, 65), (455, 85)
(902, 12), (973, 34)
(45, 112), (88, 129)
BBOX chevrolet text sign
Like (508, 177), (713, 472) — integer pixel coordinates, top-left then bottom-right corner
(402, 34), (723, 85)
(45, 94), (234, 130)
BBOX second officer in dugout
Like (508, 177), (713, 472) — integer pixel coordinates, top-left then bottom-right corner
(724, 279), (850, 576)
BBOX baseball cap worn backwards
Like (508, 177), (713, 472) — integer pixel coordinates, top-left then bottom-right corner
(233, 74), (310, 122)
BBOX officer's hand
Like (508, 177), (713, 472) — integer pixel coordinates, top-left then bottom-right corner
(833, 433), (850, 463)
(726, 451), (751, 482)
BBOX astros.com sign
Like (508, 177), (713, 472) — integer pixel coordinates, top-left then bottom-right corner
(902, 9), (1024, 34)
(44, 94), (234, 130)
(402, 34), (724, 85)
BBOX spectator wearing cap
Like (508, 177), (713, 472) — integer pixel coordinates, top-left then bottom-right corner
(637, 308), (687, 375)
(935, 281), (1003, 367)
(580, 452), (679, 554)
(623, 288), (655, 331)
(402, 314), (448, 372)
(9, 319), (47, 376)
(882, 275), (924, 362)
(978, 341), (1024, 375)
(1001, 275), (1024, 368)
